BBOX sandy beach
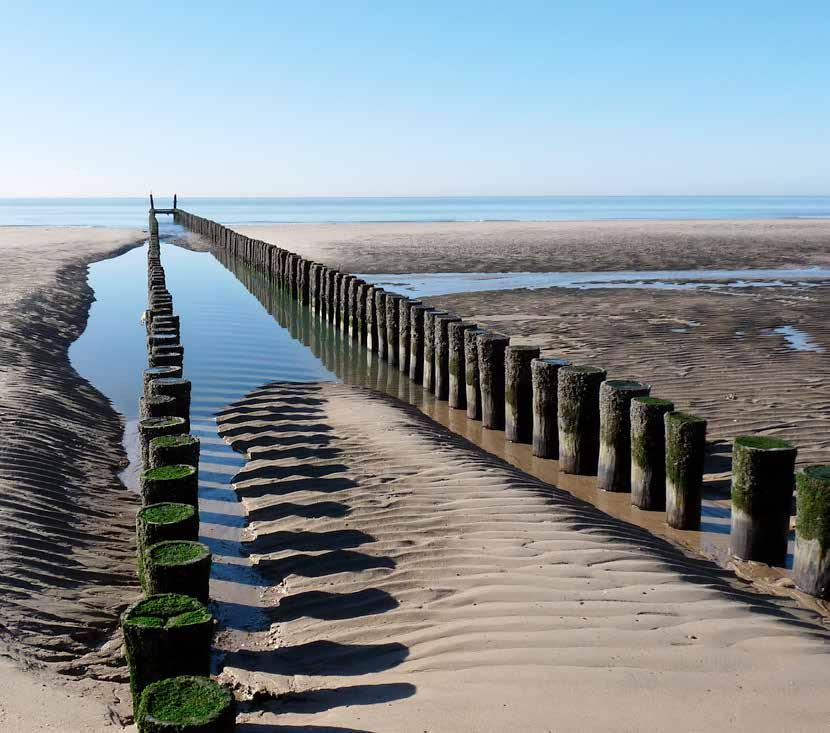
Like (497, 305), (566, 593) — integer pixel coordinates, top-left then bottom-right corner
(237, 218), (830, 273)
(0, 226), (144, 731)
(217, 381), (830, 731)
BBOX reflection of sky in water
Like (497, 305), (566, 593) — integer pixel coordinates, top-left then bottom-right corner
(764, 325), (825, 353)
(360, 267), (830, 298)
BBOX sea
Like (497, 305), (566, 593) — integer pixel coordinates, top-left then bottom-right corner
(2, 196), (830, 227)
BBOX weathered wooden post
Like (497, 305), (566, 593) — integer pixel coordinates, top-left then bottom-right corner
(140, 464), (199, 506)
(398, 298), (418, 374)
(665, 412), (707, 530)
(409, 305), (430, 383)
(385, 293), (404, 367)
(422, 309), (446, 393)
(121, 594), (213, 708)
(149, 434), (200, 470)
(145, 540), (212, 603)
(434, 314), (461, 401)
(630, 397), (675, 510)
(374, 289), (388, 360)
(139, 394), (177, 421)
(729, 435), (797, 565)
(136, 676), (236, 733)
(448, 321), (476, 409)
(531, 357), (569, 458)
(147, 378), (191, 431)
(793, 465), (830, 598)
(464, 328), (485, 420)
(138, 417), (187, 467)
(136, 503), (199, 587)
(143, 366), (182, 393)
(339, 274), (353, 333)
(355, 282), (369, 345)
(557, 366), (607, 474)
(504, 345), (541, 442)
(477, 331), (511, 430)
(597, 380), (651, 491)
(348, 278), (365, 341)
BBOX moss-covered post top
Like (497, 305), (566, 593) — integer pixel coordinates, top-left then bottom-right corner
(122, 594), (212, 630)
(734, 435), (795, 453)
(633, 396), (675, 408)
(150, 434), (200, 450)
(137, 676), (235, 732)
(666, 411), (706, 428)
(141, 464), (197, 483)
(139, 503), (197, 527)
(147, 540), (210, 567)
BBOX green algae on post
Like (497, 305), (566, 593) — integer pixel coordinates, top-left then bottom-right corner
(794, 465), (830, 598)
(138, 416), (187, 468)
(597, 379), (650, 492)
(136, 503), (199, 589)
(145, 540), (212, 604)
(504, 345), (541, 443)
(664, 411), (706, 529)
(149, 433), (200, 470)
(531, 357), (570, 459)
(140, 463), (198, 507)
(557, 365), (607, 475)
(729, 434), (797, 566)
(137, 676), (236, 733)
(121, 594), (213, 713)
(630, 396), (674, 511)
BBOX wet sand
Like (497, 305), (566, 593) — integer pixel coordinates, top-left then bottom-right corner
(0, 227), (144, 730)
(218, 382), (830, 732)
(237, 218), (830, 273)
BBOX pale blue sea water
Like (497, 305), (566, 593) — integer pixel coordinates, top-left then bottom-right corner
(2, 196), (830, 227)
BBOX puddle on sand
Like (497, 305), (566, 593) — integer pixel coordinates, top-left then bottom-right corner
(359, 267), (830, 298)
(71, 223), (336, 657)
(763, 325), (826, 353)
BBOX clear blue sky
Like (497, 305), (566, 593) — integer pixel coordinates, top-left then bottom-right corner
(1, 1), (828, 197)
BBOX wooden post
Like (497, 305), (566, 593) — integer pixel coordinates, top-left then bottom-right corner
(504, 345), (540, 442)
(793, 465), (830, 598)
(374, 289), (388, 360)
(145, 540), (212, 604)
(531, 357), (569, 458)
(136, 503), (198, 588)
(448, 321), (476, 409)
(409, 305), (430, 383)
(477, 331), (510, 430)
(434, 314), (461, 401)
(139, 417), (187, 468)
(173, 194), (177, 209)
(140, 464), (199, 506)
(136, 676), (236, 733)
(557, 365), (607, 474)
(464, 327), (486, 420)
(147, 378), (191, 432)
(398, 298), (419, 374)
(385, 293), (404, 367)
(630, 397), (674, 510)
(729, 435), (797, 565)
(665, 412), (707, 530)
(149, 434), (200, 470)
(597, 379), (651, 492)
(423, 310), (446, 393)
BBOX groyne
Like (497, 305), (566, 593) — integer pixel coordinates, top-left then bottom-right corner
(173, 207), (828, 603)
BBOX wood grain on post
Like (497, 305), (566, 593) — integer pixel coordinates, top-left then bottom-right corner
(448, 321), (476, 409)
(464, 327), (486, 420)
(557, 365), (607, 474)
(434, 314), (461, 401)
(374, 289), (388, 360)
(665, 412), (707, 530)
(530, 357), (569, 458)
(477, 331), (511, 430)
(385, 293), (404, 368)
(597, 379), (651, 492)
(630, 397), (674, 510)
(504, 345), (541, 443)
(422, 309), (446, 393)
(409, 305), (430, 383)
(399, 298), (420, 374)
(729, 435), (796, 565)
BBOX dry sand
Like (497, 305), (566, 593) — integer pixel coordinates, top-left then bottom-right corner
(237, 218), (830, 273)
(217, 382), (830, 732)
(0, 226), (144, 731)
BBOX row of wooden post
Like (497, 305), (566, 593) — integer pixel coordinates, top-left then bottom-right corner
(174, 207), (830, 600)
(120, 211), (235, 732)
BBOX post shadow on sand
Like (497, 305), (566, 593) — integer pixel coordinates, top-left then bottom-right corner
(210, 371), (412, 720)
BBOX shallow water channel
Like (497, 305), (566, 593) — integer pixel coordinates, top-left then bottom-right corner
(71, 224), (806, 652)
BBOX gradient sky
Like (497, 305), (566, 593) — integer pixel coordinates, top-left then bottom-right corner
(1, 1), (828, 197)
